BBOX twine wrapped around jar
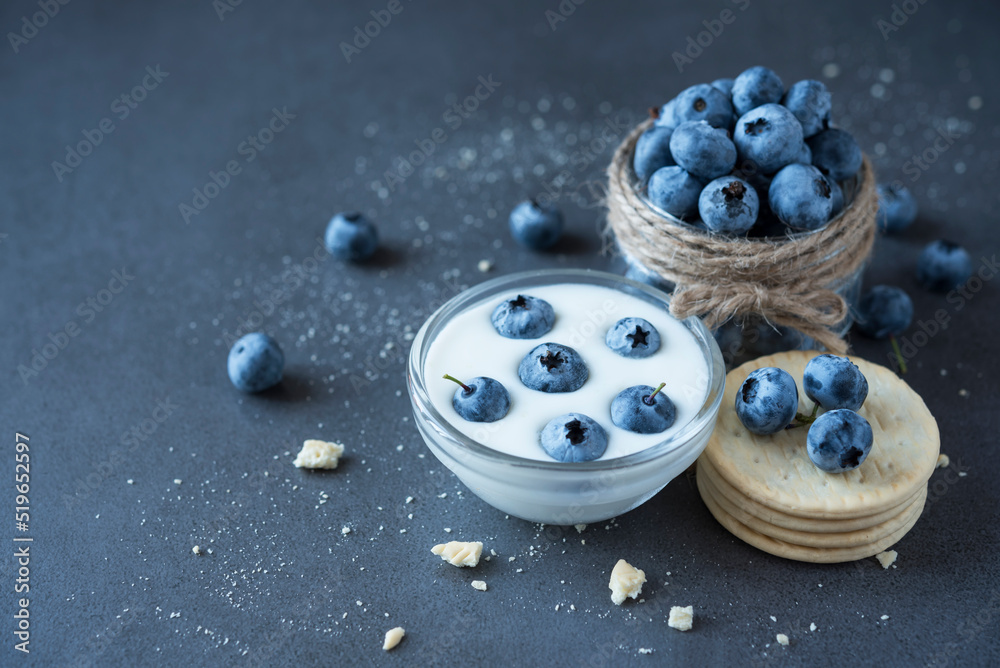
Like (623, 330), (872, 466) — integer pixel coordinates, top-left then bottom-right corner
(606, 119), (878, 355)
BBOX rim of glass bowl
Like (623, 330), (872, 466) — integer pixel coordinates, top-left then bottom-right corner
(407, 268), (726, 472)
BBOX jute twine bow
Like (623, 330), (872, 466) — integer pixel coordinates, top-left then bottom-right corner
(606, 119), (878, 355)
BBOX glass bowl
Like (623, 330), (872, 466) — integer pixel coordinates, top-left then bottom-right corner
(406, 268), (726, 525)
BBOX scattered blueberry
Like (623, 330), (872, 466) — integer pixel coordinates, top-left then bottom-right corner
(781, 80), (831, 137)
(710, 78), (735, 97)
(669, 121), (738, 181)
(734, 103), (804, 174)
(731, 66), (785, 116)
(876, 183), (918, 233)
(611, 383), (677, 434)
(540, 413), (608, 462)
(768, 163), (835, 231)
(605, 317), (661, 358)
(491, 294), (555, 339)
(698, 177), (760, 235)
(443, 374), (511, 423)
(855, 285), (913, 339)
(735, 367), (799, 435)
(806, 409), (874, 473)
(803, 354), (869, 412)
(509, 200), (563, 250)
(807, 128), (862, 181)
(633, 125), (675, 181)
(227, 332), (284, 393)
(518, 343), (589, 393)
(657, 83), (734, 130)
(917, 240), (973, 291)
(324, 212), (378, 261)
(647, 166), (704, 220)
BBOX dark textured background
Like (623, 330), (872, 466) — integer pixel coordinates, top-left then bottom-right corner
(3, 0), (999, 665)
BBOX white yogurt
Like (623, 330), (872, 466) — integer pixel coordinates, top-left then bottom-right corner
(424, 283), (710, 461)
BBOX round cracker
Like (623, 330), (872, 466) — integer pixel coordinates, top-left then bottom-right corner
(703, 351), (939, 518)
(699, 474), (927, 563)
(698, 464), (927, 549)
(698, 456), (925, 533)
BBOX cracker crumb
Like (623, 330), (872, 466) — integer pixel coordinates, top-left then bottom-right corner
(192, 545), (202, 555)
(174, 479), (182, 485)
(609, 559), (646, 605)
(383, 626), (405, 651)
(876, 550), (898, 569)
(638, 647), (654, 655)
(937, 454), (950, 469)
(574, 524), (588, 533)
(471, 580), (487, 591)
(127, 479), (134, 485)
(809, 622), (817, 632)
(341, 527), (351, 536)
(958, 471), (967, 477)
(477, 259), (494, 273)
(881, 614), (890, 620)
(668, 605), (693, 631)
(776, 633), (789, 646)
(959, 388), (969, 397)
(770, 615), (777, 622)
(444, 528), (452, 533)
(431, 541), (483, 567)
(405, 496), (414, 504)
(293, 439), (345, 469)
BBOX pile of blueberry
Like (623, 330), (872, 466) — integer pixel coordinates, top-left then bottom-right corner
(735, 354), (873, 473)
(633, 66), (862, 236)
(442, 294), (678, 463)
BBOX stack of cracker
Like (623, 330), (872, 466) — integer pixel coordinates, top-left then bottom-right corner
(697, 351), (940, 563)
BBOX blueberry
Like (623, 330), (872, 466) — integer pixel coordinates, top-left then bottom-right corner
(227, 332), (284, 393)
(828, 178), (845, 218)
(518, 343), (588, 393)
(781, 80), (831, 138)
(605, 317), (661, 358)
(803, 354), (869, 412)
(540, 413), (608, 462)
(633, 125), (675, 182)
(710, 78), (735, 97)
(793, 141), (812, 165)
(509, 200), (563, 250)
(443, 374), (511, 423)
(735, 367), (798, 435)
(324, 212), (378, 261)
(491, 294), (555, 339)
(806, 409), (873, 473)
(807, 128), (862, 181)
(611, 383), (677, 434)
(768, 163), (836, 231)
(876, 183), (918, 233)
(698, 177), (760, 235)
(656, 83), (734, 130)
(731, 66), (785, 116)
(624, 260), (675, 292)
(855, 285), (913, 339)
(647, 166), (704, 220)
(669, 121), (737, 181)
(734, 104), (804, 174)
(917, 240), (972, 291)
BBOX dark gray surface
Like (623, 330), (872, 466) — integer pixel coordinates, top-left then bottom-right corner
(3, 0), (999, 665)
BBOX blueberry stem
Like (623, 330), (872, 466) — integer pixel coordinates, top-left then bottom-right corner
(643, 382), (666, 406)
(442, 374), (472, 394)
(889, 335), (908, 374)
(786, 402), (820, 430)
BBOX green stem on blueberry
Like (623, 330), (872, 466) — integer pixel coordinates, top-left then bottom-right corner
(442, 374), (472, 394)
(889, 335), (908, 374)
(786, 401), (820, 430)
(643, 382), (667, 406)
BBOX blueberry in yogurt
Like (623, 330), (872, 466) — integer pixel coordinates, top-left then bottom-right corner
(803, 354), (868, 412)
(605, 317), (661, 358)
(518, 343), (588, 393)
(442, 374), (511, 423)
(806, 409), (874, 473)
(735, 367), (798, 435)
(491, 294), (555, 339)
(611, 383), (677, 434)
(540, 413), (608, 462)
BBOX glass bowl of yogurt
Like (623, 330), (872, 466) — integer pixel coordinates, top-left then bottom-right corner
(407, 268), (725, 525)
